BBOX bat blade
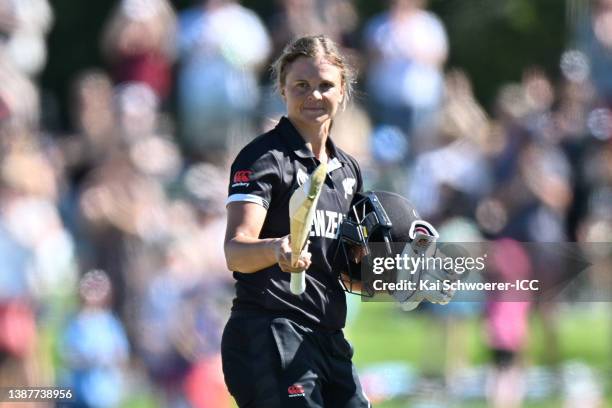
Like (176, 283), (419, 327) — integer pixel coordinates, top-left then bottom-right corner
(287, 163), (327, 294)
(289, 163), (327, 266)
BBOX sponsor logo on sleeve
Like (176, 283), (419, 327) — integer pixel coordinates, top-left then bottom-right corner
(288, 384), (305, 398)
(232, 170), (253, 187)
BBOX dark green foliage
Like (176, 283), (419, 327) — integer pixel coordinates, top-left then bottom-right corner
(430, 0), (567, 110)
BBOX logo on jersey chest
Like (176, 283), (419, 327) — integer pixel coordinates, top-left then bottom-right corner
(295, 164), (355, 201)
(309, 210), (344, 238)
(296, 168), (308, 186)
(342, 177), (356, 199)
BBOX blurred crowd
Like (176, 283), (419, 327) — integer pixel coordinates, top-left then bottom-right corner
(0, 0), (610, 407)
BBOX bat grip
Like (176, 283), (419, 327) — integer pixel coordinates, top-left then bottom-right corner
(289, 241), (309, 295)
(290, 271), (306, 295)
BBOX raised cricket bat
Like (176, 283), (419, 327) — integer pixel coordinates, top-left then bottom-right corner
(288, 163), (327, 295)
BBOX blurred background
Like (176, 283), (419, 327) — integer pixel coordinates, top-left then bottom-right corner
(0, 0), (610, 407)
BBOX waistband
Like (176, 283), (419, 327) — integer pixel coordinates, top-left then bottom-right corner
(229, 309), (343, 335)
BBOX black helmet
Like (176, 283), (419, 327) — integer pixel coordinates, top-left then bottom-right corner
(334, 191), (438, 296)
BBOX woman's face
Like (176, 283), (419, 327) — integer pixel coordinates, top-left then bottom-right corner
(281, 55), (344, 130)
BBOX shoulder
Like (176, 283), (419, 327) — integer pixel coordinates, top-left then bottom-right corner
(420, 10), (446, 31)
(231, 127), (286, 169)
(365, 12), (390, 33)
(364, 13), (388, 45)
(335, 146), (362, 176)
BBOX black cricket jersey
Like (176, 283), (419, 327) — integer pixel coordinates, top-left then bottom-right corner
(226, 116), (363, 330)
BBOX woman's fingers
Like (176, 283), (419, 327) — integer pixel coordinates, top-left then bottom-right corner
(293, 252), (311, 271)
(275, 235), (312, 272)
(279, 255), (310, 272)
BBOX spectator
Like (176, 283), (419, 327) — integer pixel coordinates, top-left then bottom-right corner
(61, 70), (118, 188)
(267, 0), (358, 55)
(0, 58), (40, 131)
(576, 0), (612, 106)
(406, 70), (492, 221)
(177, 0), (271, 162)
(364, 0), (448, 148)
(102, 0), (177, 101)
(0, 183), (37, 389)
(485, 239), (532, 408)
(0, 0), (53, 77)
(59, 270), (130, 408)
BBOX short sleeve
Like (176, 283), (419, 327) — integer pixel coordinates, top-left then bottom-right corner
(226, 149), (281, 210)
(348, 155), (364, 194)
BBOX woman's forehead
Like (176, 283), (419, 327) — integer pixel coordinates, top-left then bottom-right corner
(285, 56), (342, 81)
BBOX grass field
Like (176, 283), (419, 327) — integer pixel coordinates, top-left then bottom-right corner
(346, 301), (612, 407)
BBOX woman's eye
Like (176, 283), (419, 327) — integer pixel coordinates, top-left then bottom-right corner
(296, 83), (308, 89)
(320, 83), (333, 91)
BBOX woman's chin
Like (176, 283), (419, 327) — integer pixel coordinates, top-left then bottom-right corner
(299, 111), (331, 124)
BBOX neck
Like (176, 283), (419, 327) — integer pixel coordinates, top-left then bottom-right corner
(289, 117), (331, 162)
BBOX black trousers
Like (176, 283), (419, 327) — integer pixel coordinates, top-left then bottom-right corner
(221, 313), (371, 408)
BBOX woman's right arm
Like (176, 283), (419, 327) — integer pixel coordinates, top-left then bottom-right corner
(224, 202), (311, 273)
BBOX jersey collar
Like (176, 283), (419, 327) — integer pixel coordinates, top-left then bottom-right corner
(278, 116), (344, 164)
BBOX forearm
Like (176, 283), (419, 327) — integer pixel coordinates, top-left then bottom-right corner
(224, 234), (281, 273)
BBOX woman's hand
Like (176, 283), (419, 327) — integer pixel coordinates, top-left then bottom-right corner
(275, 235), (312, 273)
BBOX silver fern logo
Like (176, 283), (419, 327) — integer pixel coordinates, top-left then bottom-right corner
(296, 168), (308, 186)
(342, 178), (356, 199)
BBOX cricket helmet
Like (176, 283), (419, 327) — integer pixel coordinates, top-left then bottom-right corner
(334, 191), (438, 295)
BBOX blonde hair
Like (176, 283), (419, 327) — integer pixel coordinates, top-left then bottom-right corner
(271, 35), (356, 110)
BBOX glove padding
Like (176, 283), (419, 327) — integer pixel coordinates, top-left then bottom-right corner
(389, 221), (460, 311)
(400, 249), (460, 311)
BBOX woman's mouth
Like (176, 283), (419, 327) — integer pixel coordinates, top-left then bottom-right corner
(303, 107), (326, 113)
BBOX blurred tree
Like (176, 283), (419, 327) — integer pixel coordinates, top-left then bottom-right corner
(430, 0), (566, 111)
(41, 0), (117, 131)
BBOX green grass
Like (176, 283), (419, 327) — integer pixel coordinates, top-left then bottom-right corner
(346, 302), (612, 367)
(345, 301), (612, 408)
(346, 302), (491, 371)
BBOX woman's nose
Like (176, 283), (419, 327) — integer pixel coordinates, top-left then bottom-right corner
(309, 89), (323, 100)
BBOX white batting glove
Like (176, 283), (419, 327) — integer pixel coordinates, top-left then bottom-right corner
(392, 221), (460, 311)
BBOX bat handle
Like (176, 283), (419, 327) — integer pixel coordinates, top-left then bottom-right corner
(289, 241), (309, 295)
(290, 271), (306, 295)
